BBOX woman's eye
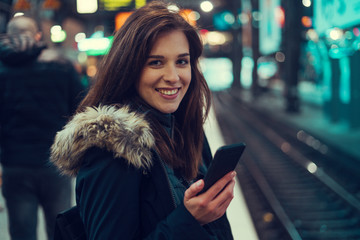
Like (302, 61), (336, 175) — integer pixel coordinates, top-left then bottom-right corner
(148, 60), (162, 66)
(177, 59), (189, 65)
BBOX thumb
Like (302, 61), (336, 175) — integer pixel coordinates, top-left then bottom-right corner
(184, 179), (204, 200)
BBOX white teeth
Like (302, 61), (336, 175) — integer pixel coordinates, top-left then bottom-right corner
(158, 89), (178, 95)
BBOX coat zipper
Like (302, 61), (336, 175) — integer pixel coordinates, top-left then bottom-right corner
(159, 158), (177, 209)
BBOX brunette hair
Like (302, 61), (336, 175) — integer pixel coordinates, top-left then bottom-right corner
(77, 1), (211, 179)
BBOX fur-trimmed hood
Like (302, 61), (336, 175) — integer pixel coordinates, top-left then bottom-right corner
(50, 105), (155, 176)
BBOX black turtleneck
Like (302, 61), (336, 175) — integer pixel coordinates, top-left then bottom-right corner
(134, 102), (174, 137)
(148, 108), (174, 138)
(135, 103), (208, 206)
(135, 103), (190, 205)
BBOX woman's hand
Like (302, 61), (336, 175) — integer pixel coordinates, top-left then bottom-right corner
(183, 171), (236, 225)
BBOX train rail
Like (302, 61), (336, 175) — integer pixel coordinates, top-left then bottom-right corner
(213, 91), (360, 240)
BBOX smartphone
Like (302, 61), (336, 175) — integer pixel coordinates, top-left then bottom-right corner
(198, 143), (246, 194)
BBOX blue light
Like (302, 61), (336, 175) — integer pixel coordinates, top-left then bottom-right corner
(213, 11), (234, 31)
(339, 57), (351, 104)
(200, 58), (233, 91)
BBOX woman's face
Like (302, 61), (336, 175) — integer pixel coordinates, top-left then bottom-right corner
(137, 30), (191, 114)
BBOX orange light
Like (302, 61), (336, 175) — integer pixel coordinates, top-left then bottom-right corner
(14, 0), (31, 11)
(180, 9), (197, 27)
(43, 0), (61, 10)
(301, 16), (312, 28)
(115, 9), (197, 31)
(115, 12), (133, 30)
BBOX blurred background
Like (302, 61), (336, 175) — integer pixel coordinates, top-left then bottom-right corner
(1, 0), (359, 128)
(1, 0), (360, 239)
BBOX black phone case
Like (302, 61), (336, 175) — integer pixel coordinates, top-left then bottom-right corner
(199, 143), (246, 194)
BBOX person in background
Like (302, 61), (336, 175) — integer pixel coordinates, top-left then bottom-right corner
(0, 15), (85, 240)
(50, 1), (236, 239)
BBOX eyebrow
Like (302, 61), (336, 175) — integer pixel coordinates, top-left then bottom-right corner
(148, 53), (190, 59)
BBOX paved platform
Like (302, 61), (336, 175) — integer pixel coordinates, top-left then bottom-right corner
(204, 105), (259, 240)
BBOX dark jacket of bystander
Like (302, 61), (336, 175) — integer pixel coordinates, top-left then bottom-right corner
(0, 35), (85, 167)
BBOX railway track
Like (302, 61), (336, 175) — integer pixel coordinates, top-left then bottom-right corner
(213, 91), (360, 240)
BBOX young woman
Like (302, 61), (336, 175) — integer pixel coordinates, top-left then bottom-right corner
(51, 1), (236, 239)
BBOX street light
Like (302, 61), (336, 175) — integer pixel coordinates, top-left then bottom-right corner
(200, 1), (213, 13)
(302, 0), (311, 7)
(77, 0), (98, 14)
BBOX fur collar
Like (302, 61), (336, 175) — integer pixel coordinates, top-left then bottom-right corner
(50, 105), (155, 176)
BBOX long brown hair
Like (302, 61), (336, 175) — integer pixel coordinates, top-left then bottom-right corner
(77, 1), (211, 180)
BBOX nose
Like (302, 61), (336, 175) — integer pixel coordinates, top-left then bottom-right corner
(163, 64), (180, 83)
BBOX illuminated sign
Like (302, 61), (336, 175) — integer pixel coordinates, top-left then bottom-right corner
(78, 36), (114, 56)
(259, 0), (282, 55)
(99, 0), (146, 11)
(315, 0), (360, 36)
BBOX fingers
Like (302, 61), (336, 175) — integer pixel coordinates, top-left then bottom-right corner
(206, 171), (236, 200)
(183, 173), (236, 225)
(184, 179), (204, 200)
(217, 178), (236, 209)
(205, 178), (235, 220)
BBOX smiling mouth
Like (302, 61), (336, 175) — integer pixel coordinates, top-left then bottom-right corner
(156, 88), (180, 96)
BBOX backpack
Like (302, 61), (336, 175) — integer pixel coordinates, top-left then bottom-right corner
(54, 206), (87, 240)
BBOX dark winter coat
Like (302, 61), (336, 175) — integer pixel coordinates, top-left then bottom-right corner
(50, 105), (233, 239)
(0, 35), (85, 167)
